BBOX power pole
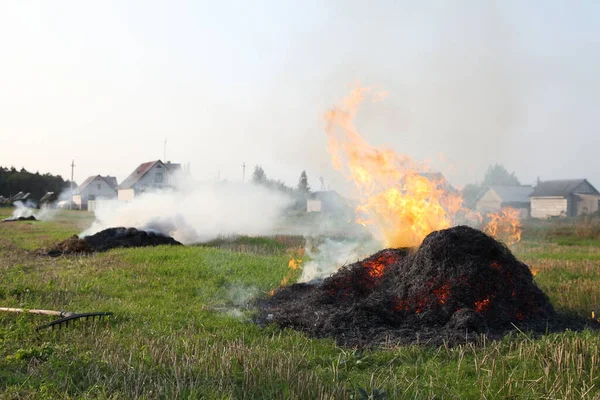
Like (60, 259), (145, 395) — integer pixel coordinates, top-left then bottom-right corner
(241, 162), (246, 182)
(320, 176), (326, 191)
(70, 160), (75, 210)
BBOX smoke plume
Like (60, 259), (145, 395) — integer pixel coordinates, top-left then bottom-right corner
(9, 200), (57, 221)
(81, 178), (294, 244)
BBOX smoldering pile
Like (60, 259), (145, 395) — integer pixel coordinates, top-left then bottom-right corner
(260, 226), (590, 347)
(47, 227), (182, 256)
(3, 215), (37, 222)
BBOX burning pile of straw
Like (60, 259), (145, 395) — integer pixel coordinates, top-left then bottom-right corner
(260, 226), (591, 347)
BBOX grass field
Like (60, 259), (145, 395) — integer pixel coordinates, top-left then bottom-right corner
(1, 208), (600, 399)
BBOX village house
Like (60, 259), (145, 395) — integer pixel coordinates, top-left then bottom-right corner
(72, 175), (118, 209)
(118, 160), (181, 201)
(475, 185), (534, 218)
(307, 191), (353, 215)
(530, 179), (600, 218)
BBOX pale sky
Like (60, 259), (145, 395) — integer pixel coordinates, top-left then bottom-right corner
(1, 1), (599, 191)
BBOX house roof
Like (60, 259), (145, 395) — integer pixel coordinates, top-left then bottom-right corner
(530, 179), (599, 197)
(486, 185), (533, 204)
(39, 192), (56, 203)
(75, 175), (118, 194)
(118, 160), (181, 190)
(418, 172), (457, 192)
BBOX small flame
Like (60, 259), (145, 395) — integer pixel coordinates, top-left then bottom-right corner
(269, 258), (303, 295)
(483, 207), (522, 245)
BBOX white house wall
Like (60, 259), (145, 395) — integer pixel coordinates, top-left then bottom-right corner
(77, 177), (117, 206)
(475, 190), (502, 213)
(118, 188), (135, 201)
(307, 200), (322, 212)
(531, 197), (567, 218)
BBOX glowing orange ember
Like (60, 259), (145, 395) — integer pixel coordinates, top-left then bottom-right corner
(483, 207), (522, 245)
(474, 298), (491, 313)
(433, 283), (451, 305)
(362, 253), (397, 278)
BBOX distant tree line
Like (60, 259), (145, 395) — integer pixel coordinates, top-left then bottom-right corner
(0, 166), (73, 202)
(251, 165), (312, 211)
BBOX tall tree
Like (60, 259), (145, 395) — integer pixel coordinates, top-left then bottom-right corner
(483, 164), (520, 186)
(251, 165), (267, 184)
(297, 170), (310, 193)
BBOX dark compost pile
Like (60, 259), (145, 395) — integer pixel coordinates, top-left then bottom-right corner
(260, 225), (593, 347)
(3, 215), (37, 222)
(47, 227), (182, 256)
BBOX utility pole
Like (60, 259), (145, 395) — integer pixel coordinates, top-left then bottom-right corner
(70, 160), (75, 210)
(320, 176), (326, 191)
(163, 138), (167, 162)
(241, 162), (246, 182)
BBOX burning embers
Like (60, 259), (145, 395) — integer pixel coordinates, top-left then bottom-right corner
(260, 226), (558, 347)
(47, 227), (182, 256)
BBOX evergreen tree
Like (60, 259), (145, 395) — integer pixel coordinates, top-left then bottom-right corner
(251, 165), (267, 184)
(483, 164), (520, 186)
(297, 170), (310, 193)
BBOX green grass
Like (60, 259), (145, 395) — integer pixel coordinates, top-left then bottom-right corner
(1, 211), (600, 398)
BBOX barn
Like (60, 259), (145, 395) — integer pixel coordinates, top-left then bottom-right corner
(530, 179), (600, 218)
(475, 185), (534, 218)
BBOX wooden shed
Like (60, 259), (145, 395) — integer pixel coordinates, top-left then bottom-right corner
(530, 179), (600, 218)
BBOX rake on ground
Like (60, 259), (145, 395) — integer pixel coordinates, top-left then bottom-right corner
(0, 307), (113, 331)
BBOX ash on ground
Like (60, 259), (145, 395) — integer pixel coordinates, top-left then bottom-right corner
(259, 225), (596, 347)
(47, 227), (182, 256)
(3, 216), (37, 222)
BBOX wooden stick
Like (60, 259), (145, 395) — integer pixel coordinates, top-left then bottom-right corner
(0, 307), (75, 317)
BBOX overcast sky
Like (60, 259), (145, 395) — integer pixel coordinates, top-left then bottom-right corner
(1, 1), (599, 191)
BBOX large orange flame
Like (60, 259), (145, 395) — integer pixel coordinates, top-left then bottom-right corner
(325, 87), (522, 248)
(325, 87), (464, 248)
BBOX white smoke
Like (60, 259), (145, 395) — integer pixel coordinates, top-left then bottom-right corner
(299, 236), (381, 283)
(8, 200), (57, 221)
(81, 179), (294, 244)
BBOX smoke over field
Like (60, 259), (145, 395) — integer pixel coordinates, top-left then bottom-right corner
(81, 180), (294, 244)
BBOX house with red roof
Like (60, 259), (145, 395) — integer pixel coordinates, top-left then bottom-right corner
(117, 160), (181, 201)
